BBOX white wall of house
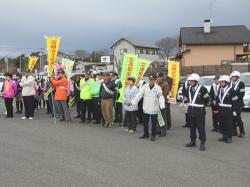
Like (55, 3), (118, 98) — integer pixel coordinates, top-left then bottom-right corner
(113, 39), (160, 69)
(113, 40), (135, 65)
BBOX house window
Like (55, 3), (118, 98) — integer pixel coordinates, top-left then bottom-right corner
(146, 49), (149, 54)
(120, 48), (127, 55)
(152, 50), (155, 55)
(140, 49), (143, 54)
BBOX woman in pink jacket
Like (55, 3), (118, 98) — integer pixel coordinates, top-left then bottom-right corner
(2, 73), (17, 118)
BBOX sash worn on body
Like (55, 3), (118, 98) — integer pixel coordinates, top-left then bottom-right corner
(188, 85), (204, 107)
(103, 83), (115, 95)
(218, 86), (232, 107)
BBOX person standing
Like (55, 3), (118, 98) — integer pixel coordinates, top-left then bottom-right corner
(73, 76), (81, 118)
(51, 70), (71, 123)
(131, 74), (165, 141)
(123, 77), (139, 134)
(2, 73), (17, 118)
(100, 72), (116, 128)
(217, 75), (237, 143)
(182, 72), (192, 128)
(136, 79), (145, 125)
(156, 72), (170, 137)
(15, 73), (23, 114)
(44, 78), (53, 116)
(110, 72), (123, 123)
(209, 75), (220, 132)
(20, 69), (36, 120)
(165, 73), (173, 130)
(91, 72), (104, 124)
(185, 73), (209, 151)
(230, 71), (245, 138)
(80, 72), (95, 123)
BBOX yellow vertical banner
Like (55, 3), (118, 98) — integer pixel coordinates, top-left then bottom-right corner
(28, 56), (39, 72)
(46, 37), (61, 76)
(168, 60), (180, 103)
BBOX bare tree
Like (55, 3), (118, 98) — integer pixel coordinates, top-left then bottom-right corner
(74, 49), (89, 60)
(156, 36), (179, 60)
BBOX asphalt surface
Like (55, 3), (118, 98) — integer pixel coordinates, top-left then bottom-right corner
(0, 102), (250, 187)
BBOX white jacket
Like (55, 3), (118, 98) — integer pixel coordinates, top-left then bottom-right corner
(132, 83), (165, 114)
(20, 76), (36, 96)
(124, 85), (139, 111)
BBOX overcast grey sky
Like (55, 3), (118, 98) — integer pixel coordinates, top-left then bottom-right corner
(0, 0), (250, 56)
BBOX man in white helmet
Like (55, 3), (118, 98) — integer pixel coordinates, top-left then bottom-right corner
(185, 73), (210, 151)
(217, 75), (238, 143)
(230, 71), (245, 138)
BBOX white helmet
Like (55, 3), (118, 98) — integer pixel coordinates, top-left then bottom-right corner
(230, 71), (240, 78)
(218, 75), (230, 83)
(187, 73), (200, 82)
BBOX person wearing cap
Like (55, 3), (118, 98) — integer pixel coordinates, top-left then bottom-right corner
(185, 73), (209, 151)
(123, 76), (139, 134)
(217, 75), (238, 143)
(156, 72), (170, 137)
(20, 69), (36, 120)
(91, 72), (104, 124)
(51, 70), (71, 123)
(230, 71), (245, 138)
(110, 72), (123, 123)
(182, 72), (192, 128)
(209, 75), (220, 132)
(15, 73), (23, 114)
(100, 72), (116, 128)
(79, 71), (95, 123)
(2, 73), (17, 118)
(130, 74), (165, 141)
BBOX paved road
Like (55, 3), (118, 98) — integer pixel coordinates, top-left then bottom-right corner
(0, 103), (250, 187)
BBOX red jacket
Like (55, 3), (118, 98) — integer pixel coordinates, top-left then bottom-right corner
(51, 75), (68, 101)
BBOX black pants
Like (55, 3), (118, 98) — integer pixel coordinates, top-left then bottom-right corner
(185, 113), (190, 127)
(92, 97), (101, 123)
(81, 99), (92, 121)
(189, 113), (206, 143)
(76, 97), (81, 117)
(4, 98), (13, 117)
(115, 102), (122, 122)
(233, 108), (245, 134)
(23, 96), (35, 118)
(16, 100), (23, 112)
(143, 113), (157, 137)
(137, 99), (143, 124)
(124, 111), (137, 130)
(219, 107), (233, 138)
(166, 103), (172, 127)
(46, 100), (51, 113)
(212, 111), (219, 130)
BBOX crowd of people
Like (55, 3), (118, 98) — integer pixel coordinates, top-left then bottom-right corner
(0, 67), (246, 151)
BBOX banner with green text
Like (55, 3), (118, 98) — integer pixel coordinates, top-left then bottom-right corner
(118, 54), (151, 102)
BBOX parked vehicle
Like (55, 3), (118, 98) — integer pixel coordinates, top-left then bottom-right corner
(0, 76), (5, 92)
(241, 72), (250, 109)
(177, 75), (214, 101)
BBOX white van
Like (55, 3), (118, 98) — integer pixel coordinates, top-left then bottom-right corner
(240, 72), (250, 109)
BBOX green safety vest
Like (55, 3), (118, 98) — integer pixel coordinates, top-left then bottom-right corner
(80, 78), (95, 100)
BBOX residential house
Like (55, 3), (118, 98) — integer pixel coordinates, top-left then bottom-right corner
(176, 20), (250, 67)
(111, 38), (160, 68)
